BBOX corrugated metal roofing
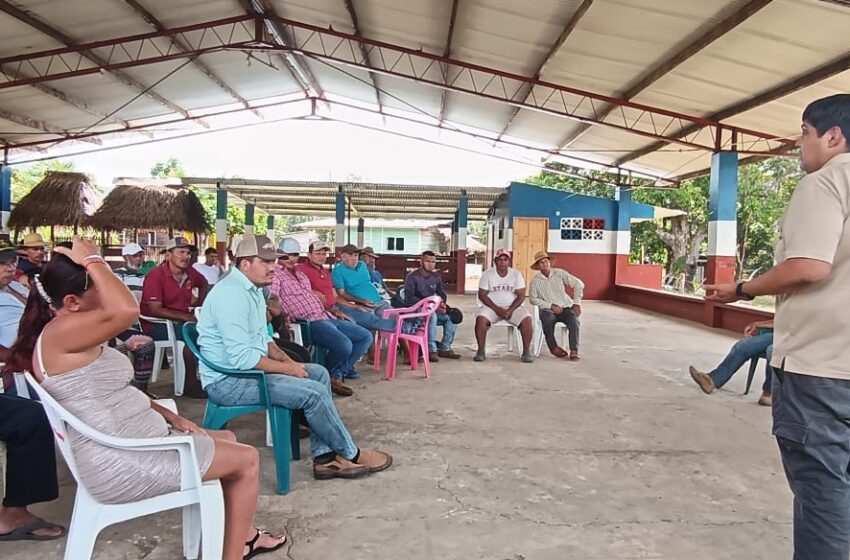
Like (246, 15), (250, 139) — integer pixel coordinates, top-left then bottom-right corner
(1, 0), (848, 182)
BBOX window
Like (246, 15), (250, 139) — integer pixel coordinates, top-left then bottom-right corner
(386, 237), (404, 251)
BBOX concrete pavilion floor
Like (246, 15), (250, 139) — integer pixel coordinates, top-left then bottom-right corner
(2, 296), (791, 560)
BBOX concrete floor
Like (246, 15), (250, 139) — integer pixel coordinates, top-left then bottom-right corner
(1, 297), (791, 560)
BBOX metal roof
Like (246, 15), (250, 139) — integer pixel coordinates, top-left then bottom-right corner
(1, 0), (848, 182)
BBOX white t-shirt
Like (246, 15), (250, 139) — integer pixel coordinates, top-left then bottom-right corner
(192, 262), (223, 285)
(478, 267), (525, 308)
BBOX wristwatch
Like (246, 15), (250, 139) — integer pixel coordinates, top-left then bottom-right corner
(735, 282), (755, 301)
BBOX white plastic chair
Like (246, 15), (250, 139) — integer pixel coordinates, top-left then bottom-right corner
(24, 373), (224, 560)
(532, 305), (568, 357)
(491, 319), (523, 355)
(141, 315), (186, 397)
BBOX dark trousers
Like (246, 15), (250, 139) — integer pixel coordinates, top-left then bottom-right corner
(0, 394), (59, 507)
(773, 368), (850, 560)
(539, 307), (580, 351)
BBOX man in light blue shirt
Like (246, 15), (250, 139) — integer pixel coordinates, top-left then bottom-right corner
(0, 245), (28, 360)
(332, 244), (396, 334)
(198, 234), (392, 481)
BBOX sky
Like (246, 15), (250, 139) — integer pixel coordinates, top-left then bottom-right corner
(57, 118), (541, 189)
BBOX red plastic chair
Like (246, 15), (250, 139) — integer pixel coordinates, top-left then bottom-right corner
(374, 295), (442, 380)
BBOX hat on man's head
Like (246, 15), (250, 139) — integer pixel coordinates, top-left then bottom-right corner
(358, 246), (379, 258)
(234, 234), (279, 260)
(308, 240), (330, 252)
(19, 232), (46, 248)
(277, 237), (301, 255)
(340, 244), (359, 255)
(121, 242), (144, 256)
(0, 239), (16, 263)
(165, 236), (194, 252)
(530, 250), (551, 270)
(494, 248), (511, 261)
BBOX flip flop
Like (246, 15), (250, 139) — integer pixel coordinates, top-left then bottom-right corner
(244, 529), (287, 559)
(0, 520), (66, 541)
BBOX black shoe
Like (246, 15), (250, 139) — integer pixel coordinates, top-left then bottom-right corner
(182, 385), (208, 399)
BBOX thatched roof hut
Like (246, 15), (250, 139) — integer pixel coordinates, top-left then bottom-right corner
(8, 171), (101, 229)
(88, 183), (209, 233)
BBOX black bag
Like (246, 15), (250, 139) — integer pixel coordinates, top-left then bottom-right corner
(446, 306), (463, 325)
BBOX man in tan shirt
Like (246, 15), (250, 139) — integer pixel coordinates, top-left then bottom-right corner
(706, 94), (850, 559)
(529, 251), (584, 360)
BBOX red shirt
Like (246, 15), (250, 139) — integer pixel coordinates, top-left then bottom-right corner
(295, 262), (335, 310)
(140, 262), (208, 332)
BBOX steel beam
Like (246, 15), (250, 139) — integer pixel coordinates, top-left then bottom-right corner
(0, 0), (207, 127)
(558, 0), (773, 151)
(496, 0), (593, 140)
(343, 0), (383, 112)
(0, 108), (101, 145)
(437, 0), (459, 125)
(119, 0), (262, 119)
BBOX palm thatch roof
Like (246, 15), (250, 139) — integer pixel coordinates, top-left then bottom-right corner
(8, 171), (101, 229)
(88, 184), (209, 233)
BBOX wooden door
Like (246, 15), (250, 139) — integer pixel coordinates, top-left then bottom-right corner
(512, 218), (549, 286)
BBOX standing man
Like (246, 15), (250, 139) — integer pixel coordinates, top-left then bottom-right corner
(193, 247), (224, 286)
(141, 236), (210, 398)
(529, 251), (584, 360)
(474, 249), (534, 363)
(706, 94), (850, 560)
(114, 242), (148, 294)
(404, 251), (462, 362)
(199, 234), (392, 480)
(15, 233), (46, 286)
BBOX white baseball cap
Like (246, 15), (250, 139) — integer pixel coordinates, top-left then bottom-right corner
(121, 243), (144, 256)
(277, 237), (301, 255)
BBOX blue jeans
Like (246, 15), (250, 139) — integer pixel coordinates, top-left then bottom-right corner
(709, 333), (773, 392)
(335, 304), (397, 333)
(206, 363), (357, 460)
(773, 368), (850, 560)
(309, 319), (372, 380)
(428, 311), (457, 352)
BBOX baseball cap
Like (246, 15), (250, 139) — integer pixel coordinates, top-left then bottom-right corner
(494, 248), (511, 260)
(122, 242), (144, 256)
(277, 237), (301, 255)
(234, 234), (279, 260)
(339, 244), (359, 254)
(308, 240), (330, 252)
(165, 236), (194, 251)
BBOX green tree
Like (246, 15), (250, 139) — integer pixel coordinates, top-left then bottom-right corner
(150, 157), (185, 178)
(10, 160), (75, 202)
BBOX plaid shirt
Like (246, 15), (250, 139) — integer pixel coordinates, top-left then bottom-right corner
(271, 266), (329, 321)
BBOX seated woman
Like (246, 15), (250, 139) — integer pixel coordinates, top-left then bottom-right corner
(4, 237), (285, 560)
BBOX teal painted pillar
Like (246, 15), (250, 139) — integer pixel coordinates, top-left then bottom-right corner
(0, 164), (10, 234)
(335, 187), (345, 250)
(357, 218), (364, 247)
(454, 191), (468, 294)
(614, 186), (632, 287)
(216, 184), (228, 264)
(707, 151), (738, 286)
(245, 203), (255, 235)
(266, 214), (275, 244)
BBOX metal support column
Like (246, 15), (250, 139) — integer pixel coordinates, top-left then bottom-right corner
(244, 203), (255, 235)
(455, 191), (468, 295)
(215, 184), (228, 265)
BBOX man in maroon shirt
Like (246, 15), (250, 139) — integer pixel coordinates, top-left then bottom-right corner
(141, 237), (209, 398)
(296, 241), (337, 307)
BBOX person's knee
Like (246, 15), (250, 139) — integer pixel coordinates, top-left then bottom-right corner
(240, 444), (260, 477)
(218, 429), (237, 442)
(475, 316), (490, 328)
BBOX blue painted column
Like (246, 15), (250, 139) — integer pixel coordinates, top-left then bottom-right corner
(707, 151), (738, 286)
(266, 214), (275, 243)
(0, 164), (10, 235)
(215, 183), (228, 264)
(357, 217), (365, 247)
(614, 186), (632, 287)
(335, 187), (345, 251)
(454, 192), (469, 294)
(244, 203), (255, 235)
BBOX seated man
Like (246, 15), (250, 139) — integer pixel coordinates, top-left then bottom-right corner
(140, 237), (209, 399)
(404, 251), (462, 361)
(15, 233), (46, 288)
(688, 320), (774, 406)
(0, 243), (28, 361)
(114, 242), (149, 295)
(0, 393), (65, 541)
(474, 249), (534, 363)
(271, 238), (371, 396)
(192, 247), (224, 286)
(529, 251), (584, 360)
(198, 234), (392, 480)
(359, 246), (393, 303)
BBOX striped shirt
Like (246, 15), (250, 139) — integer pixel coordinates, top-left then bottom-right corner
(270, 266), (330, 322)
(529, 268), (584, 309)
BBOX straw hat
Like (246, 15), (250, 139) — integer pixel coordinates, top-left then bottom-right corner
(530, 250), (551, 270)
(19, 232), (46, 248)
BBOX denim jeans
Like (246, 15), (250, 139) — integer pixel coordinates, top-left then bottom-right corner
(539, 307), (580, 351)
(428, 311), (457, 352)
(709, 333), (773, 392)
(773, 368), (850, 560)
(206, 363), (358, 460)
(335, 304), (398, 333)
(308, 318), (372, 380)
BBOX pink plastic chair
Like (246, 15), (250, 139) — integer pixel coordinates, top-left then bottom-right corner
(374, 295), (442, 380)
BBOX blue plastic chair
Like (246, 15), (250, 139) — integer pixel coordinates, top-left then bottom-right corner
(296, 319), (327, 365)
(744, 327), (774, 395)
(182, 323), (300, 495)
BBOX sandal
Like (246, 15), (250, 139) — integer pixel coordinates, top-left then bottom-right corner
(244, 529), (287, 559)
(0, 520), (66, 541)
